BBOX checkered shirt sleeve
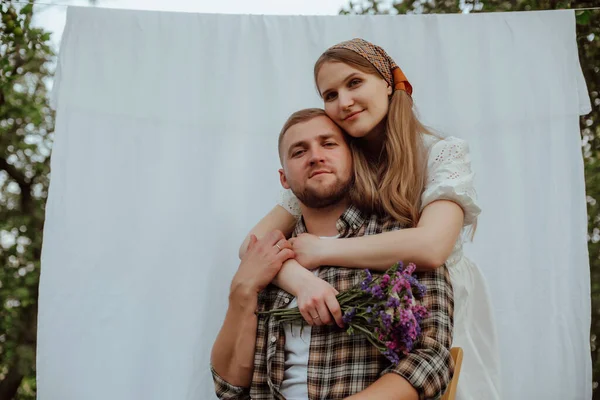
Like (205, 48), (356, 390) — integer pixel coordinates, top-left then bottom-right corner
(210, 365), (251, 400)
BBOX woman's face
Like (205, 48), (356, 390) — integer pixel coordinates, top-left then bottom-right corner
(316, 61), (392, 139)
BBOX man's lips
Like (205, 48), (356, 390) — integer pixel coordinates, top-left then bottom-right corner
(310, 170), (331, 178)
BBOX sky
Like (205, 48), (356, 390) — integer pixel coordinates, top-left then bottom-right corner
(31, 0), (353, 48)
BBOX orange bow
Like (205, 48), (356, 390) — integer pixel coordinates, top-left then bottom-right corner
(392, 67), (413, 96)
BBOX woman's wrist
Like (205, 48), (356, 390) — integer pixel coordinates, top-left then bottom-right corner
(320, 237), (343, 266)
(274, 258), (319, 296)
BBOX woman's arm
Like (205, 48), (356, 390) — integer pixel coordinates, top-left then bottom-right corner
(238, 205), (311, 293)
(297, 200), (465, 272)
(239, 205), (297, 258)
(239, 205), (344, 327)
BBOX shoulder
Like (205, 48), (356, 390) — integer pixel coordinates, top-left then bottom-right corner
(423, 134), (471, 164)
(420, 134), (481, 225)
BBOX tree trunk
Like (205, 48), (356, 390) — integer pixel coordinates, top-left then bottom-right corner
(0, 367), (24, 400)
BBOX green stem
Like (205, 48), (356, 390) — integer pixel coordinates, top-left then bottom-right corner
(349, 323), (387, 351)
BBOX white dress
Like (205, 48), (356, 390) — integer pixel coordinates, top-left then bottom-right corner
(278, 135), (502, 400)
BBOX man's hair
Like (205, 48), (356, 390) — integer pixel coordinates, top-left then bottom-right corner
(278, 108), (327, 163)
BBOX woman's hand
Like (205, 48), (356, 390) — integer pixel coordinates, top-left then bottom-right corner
(289, 233), (327, 270)
(295, 274), (344, 328)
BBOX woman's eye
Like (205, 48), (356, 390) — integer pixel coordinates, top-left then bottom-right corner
(324, 92), (337, 101)
(349, 78), (361, 87)
(324, 142), (336, 147)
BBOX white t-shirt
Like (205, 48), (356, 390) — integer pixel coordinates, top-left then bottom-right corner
(280, 236), (338, 399)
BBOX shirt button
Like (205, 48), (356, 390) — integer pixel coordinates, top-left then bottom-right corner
(284, 298), (290, 304)
(352, 223), (358, 229)
(270, 336), (277, 343)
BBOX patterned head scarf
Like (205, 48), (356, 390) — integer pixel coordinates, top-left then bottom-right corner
(328, 38), (413, 96)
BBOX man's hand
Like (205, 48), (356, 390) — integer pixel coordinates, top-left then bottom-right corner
(289, 233), (326, 270)
(295, 274), (344, 328)
(231, 230), (295, 295)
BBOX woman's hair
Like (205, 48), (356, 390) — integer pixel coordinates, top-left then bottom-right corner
(315, 48), (435, 227)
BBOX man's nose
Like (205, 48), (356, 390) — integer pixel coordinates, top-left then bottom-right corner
(309, 147), (326, 164)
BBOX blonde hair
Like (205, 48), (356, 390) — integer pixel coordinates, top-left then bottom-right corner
(315, 49), (434, 227)
(278, 108), (327, 164)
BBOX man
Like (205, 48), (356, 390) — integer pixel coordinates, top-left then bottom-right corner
(210, 109), (454, 399)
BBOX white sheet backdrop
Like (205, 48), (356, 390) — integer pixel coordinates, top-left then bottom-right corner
(39, 7), (592, 400)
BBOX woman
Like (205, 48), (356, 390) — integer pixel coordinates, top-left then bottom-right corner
(241, 38), (501, 400)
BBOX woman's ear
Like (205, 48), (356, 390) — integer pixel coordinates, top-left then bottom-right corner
(387, 84), (393, 96)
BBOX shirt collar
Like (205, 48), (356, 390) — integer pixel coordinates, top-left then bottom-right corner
(293, 204), (367, 238)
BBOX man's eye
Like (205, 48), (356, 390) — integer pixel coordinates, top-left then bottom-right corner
(292, 150), (305, 157)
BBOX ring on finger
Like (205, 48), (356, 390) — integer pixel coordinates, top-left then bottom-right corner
(275, 243), (282, 251)
(312, 314), (320, 319)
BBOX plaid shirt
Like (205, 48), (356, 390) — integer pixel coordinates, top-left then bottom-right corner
(212, 205), (454, 399)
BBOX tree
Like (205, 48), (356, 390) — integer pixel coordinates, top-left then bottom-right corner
(342, 0), (600, 396)
(0, 1), (54, 399)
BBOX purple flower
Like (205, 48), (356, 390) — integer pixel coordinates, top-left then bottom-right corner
(369, 285), (385, 299)
(386, 296), (400, 309)
(386, 341), (397, 351)
(399, 309), (415, 325)
(391, 274), (409, 294)
(263, 260), (430, 369)
(380, 274), (391, 289)
(401, 338), (414, 354)
(413, 282), (427, 299)
(343, 307), (357, 324)
(384, 348), (400, 365)
(361, 270), (373, 290)
(413, 304), (429, 322)
(405, 275), (425, 299)
(391, 322), (419, 354)
(378, 310), (393, 330)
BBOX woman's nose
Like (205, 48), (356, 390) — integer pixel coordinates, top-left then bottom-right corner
(338, 90), (354, 109)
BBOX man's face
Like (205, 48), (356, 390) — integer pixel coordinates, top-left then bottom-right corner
(279, 115), (353, 209)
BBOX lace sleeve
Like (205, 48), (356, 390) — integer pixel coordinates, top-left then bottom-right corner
(421, 136), (481, 226)
(278, 188), (302, 218)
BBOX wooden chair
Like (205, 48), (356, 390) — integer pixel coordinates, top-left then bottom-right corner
(441, 347), (464, 400)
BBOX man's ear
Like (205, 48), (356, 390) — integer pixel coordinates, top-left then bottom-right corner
(279, 168), (291, 189)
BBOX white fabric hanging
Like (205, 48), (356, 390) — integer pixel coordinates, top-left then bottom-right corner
(39, 7), (592, 400)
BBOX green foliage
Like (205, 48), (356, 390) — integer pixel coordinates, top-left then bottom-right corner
(0, 1), (53, 399)
(344, 0), (600, 396)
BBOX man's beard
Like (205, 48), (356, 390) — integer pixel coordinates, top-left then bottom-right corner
(292, 175), (353, 209)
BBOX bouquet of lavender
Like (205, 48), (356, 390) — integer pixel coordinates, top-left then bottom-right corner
(259, 261), (429, 365)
